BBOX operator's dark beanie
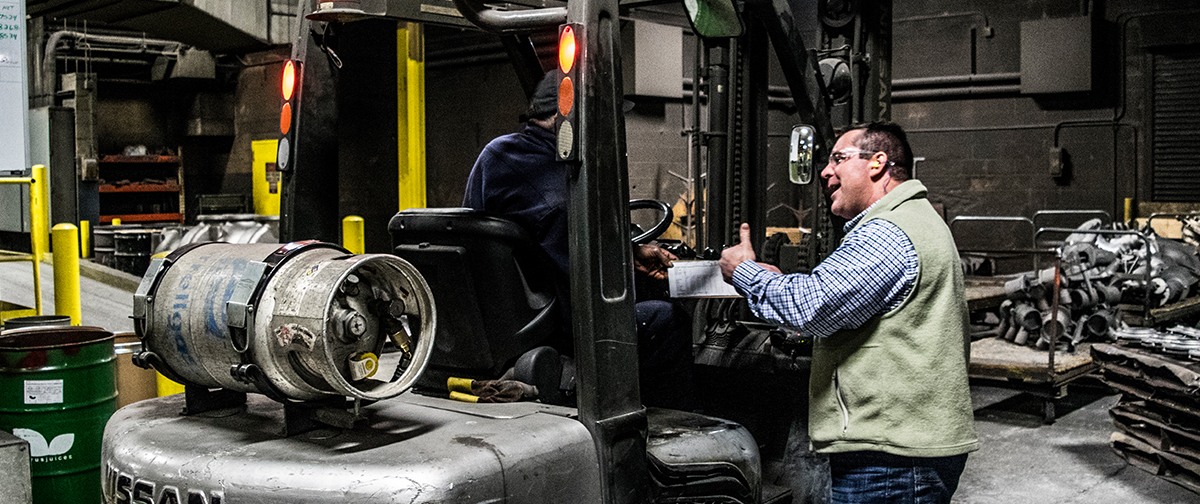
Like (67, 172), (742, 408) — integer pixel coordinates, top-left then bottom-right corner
(527, 72), (558, 120)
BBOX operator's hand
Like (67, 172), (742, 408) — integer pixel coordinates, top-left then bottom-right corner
(719, 223), (757, 283)
(634, 243), (678, 280)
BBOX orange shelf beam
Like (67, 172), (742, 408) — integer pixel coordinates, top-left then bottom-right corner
(99, 213), (183, 224)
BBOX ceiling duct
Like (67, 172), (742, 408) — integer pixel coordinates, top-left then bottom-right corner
(171, 47), (216, 79)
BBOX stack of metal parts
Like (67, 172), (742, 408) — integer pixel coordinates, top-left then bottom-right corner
(92, 215), (278, 276)
(1183, 216), (1200, 249)
(1092, 342), (1200, 495)
(984, 220), (1200, 350)
(1112, 325), (1200, 362)
(152, 214), (279, 255)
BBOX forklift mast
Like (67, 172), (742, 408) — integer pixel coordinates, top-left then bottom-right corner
(696, 0), (892, 265)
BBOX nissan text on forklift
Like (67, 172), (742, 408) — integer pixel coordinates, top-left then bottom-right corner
(104, 0), (893, 503)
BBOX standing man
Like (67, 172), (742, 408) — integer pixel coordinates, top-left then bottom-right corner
(718, 122), (977, 503)
(463, 72), (696, 411)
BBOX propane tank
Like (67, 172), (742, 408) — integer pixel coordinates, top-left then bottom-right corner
(131, 241), (435, 402)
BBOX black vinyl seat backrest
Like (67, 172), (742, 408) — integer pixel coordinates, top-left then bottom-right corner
(388, 208), (562, 389)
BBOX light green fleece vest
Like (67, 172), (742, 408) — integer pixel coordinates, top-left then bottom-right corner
(809, 180), (979, 457)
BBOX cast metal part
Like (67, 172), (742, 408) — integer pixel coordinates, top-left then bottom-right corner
(132, 242), (436, 401)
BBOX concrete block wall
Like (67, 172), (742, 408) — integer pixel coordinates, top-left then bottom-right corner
(891, 0), (1197, 247)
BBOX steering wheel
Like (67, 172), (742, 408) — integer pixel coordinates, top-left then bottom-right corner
(630, 199), (674, 245)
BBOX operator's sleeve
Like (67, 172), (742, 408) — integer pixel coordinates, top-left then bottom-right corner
(730, 219), (918, 338)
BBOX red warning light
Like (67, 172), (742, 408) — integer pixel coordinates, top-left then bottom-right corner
(282, 60), (296, 101)
(558, 77), (574, 117)
(280, 102), (292, 135)
(558, 26), (576, 74)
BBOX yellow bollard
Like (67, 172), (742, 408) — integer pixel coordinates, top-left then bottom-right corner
(111, 218), (122, 226)
(52, 223), (82, 325)
(343, 215), (365, 254)
(79, 220), (91, 258)
(1124, 197), (1134, 225)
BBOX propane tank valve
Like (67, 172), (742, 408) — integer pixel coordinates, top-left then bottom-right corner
(335, 309), (369, 341)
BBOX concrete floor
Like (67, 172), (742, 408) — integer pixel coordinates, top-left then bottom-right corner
(959, 384), (1197, 503)
(1, 260), (1197, 503)
(0, 259), (135, 333)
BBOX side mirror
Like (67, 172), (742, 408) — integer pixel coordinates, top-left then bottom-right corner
(789, 125), (815, 185)
(683, 0), (744, 38)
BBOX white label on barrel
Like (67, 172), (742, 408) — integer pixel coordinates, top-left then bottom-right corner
(24, 379), (64, 404)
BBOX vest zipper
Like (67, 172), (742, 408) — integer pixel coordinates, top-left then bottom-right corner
(834, 369), (849, 433)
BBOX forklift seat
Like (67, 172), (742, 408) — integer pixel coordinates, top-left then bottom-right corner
(388, 208), (565, 392)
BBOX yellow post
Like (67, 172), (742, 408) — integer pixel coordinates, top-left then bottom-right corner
(343, 215), (365, 254)
(112, 218), (122, 226)
(79, 220), (91, 258)
(30, 165), (50, 260)
(1124, 197), (1134, 224)
(29, 165), (48, 315)
(52, 223), (82, 325)
(397, 22), (427, 211)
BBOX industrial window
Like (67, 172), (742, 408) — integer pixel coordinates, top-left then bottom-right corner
(1152, 50), (1200, 202)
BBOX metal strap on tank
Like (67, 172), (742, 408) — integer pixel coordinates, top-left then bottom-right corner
(225, 240), (351, 401)
(131, 242), (223, 385)
(224, 261), (270, 353)
(132, 242), (221, 339)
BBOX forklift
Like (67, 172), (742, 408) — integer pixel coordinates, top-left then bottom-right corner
(102, 1), (893, 503)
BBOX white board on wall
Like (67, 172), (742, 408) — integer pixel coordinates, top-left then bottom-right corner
(0, 0), (28, 173)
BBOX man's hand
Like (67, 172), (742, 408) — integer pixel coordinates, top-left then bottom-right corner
(634, 244), (678, 280)
(719, 224), (757, 283)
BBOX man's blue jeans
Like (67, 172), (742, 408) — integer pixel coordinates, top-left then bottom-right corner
(829, 451), (968, 504)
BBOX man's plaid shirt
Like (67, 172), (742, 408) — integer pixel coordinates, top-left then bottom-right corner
(731, 206), (919, 338)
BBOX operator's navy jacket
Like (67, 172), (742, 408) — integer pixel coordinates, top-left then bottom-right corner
(463, 123), (572, 334)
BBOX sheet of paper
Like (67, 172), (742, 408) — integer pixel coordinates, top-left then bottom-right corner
(668, 260), (742, 298)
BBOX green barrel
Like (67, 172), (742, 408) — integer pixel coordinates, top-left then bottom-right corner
(0, 326), (116, 504)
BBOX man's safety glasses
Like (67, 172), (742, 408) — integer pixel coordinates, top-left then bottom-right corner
(827, 148), (874, 166)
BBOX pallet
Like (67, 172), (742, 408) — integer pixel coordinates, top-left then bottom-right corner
(968, 338), (1098, 423)
(1093, 343), (1200, 495)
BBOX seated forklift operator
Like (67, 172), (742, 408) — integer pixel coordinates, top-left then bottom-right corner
(463, 73), (697, 411)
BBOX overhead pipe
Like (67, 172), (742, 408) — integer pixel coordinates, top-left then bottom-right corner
(891, 72), (1019, 89)
(892, 85), (1020, 100)
(894, 11), (993, 37)
(57, 56), (154, 66)
(37, 31), (183, 107)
